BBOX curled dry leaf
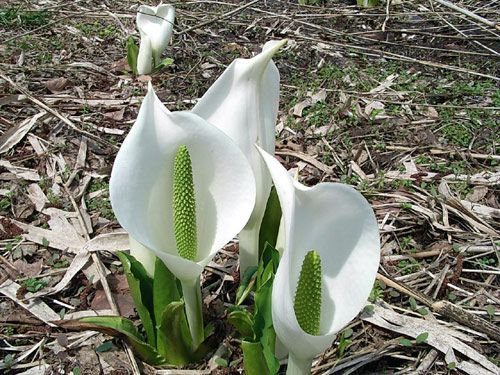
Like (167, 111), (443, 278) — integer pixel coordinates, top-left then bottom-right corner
(293, 88), (327, 117)
(44, 77), (70, 93)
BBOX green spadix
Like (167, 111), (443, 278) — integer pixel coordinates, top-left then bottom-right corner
(294, 250), (322, 336)
(173, 145), (197, 261)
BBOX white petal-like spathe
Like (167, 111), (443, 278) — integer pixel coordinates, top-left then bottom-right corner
(129, 236), (156, 276)
(192, 40), (286, 272)
(137, 4), (175, 63)
(110, 84), (256, 282)
(257, 147), (380, 361)
(137, 35), (152, 75)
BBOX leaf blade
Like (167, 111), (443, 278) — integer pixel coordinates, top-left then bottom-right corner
(117, 251), (156, 347)
(126, 36), (139, 75)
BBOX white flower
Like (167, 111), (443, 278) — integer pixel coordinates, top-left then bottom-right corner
(257, 147), (380, 374)
(136, 4), (175, 74)
(110, 83), (255, 281)
(110, 83), (256, 346)
(192, 40), (287, 274)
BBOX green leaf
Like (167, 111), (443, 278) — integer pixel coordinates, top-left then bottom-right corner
(153, 256), (181, 329)
(235, 266), (257, 305)
(156, 300), (214, 366)
(4, 354), (14, 369)
(254, 285), (279, 375)
(399, 338), (413, 347)
(415, 332), (428, 344)
(485, 305), (495, 319)
(361, 304), (375, 317)
(204, 322), (215, 340)
(258, 187), (282, 259)
(241, 340), (271, 375)
(228, 307), (255, 339)
(126, 36), (139, 75)
(409, 297), (417, 311)
(343, 328), (353, 339)
(253, 244), (280, 375)
(116, 251), (156, 347)
(214, 358), (228, 367)
(256, 243), (279, 290)
(156, 301), (194, 365)
(417, 307), (428, 316)
(231, 244), (280, 375)
(95, 341), (114, 352)
(79, 316), (165, 365)
(160, 305), (216, 366)
(154, 57), (174, 72)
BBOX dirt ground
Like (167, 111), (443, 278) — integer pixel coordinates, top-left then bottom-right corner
(0, 0), (498, 374)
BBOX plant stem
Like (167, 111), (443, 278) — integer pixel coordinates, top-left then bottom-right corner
(286, 353), (312, 375)
(180, 276), (204, 349)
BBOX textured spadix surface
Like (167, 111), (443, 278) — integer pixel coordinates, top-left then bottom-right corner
(257, 147), (380, 361)
(172, 145), (198, 261)
(294, 250), (322, 336)
(192, 40), (286, 272)
(110, 84), (256, 282)
(136, 4), (175, 72)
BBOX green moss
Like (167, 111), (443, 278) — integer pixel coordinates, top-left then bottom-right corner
(173, 145), (198, 261)
(294, 250), (322, 335)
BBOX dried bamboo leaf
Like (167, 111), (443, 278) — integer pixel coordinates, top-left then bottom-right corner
(0, 112), (46, 154)
(363, 304), (499, 375)
(0, 280), (60, 326)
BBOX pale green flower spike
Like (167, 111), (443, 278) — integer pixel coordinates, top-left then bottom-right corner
(173, 145), (197, 261)
(294, 250), (322, 336)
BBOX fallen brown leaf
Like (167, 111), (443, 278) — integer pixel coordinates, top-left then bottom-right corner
(44, 77), (69, 93)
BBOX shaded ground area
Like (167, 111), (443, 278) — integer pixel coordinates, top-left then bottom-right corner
(0, 0), (498, 374)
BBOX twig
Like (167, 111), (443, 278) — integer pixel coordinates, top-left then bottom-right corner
(429, 2), (500, 56)
(381, 0), (391, 32)
(377, 273), (500, 342)
(294, 35), (500, 81)
(385, 145), (500, 161)
(61, 183), (142, 372)
(0, 71), (117, 150)
(3, 16), (71, 44)
(61, 184), (119, 315)
(433, 0), (497, 28)
(178, 0), (261, 35)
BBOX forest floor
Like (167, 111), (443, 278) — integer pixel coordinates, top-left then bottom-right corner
(0, 0), (498, 374)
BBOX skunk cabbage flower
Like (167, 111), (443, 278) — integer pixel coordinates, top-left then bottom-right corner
(257, 147), (380, 374)
(137, 35), (153, 77)
(192, 39), (286, 274)
(110, 84), (256, 346)
(136, 3), (175, 74)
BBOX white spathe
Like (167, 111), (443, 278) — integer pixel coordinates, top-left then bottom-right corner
(109, 83), (256, 283)
(257, 147), (380, 365)
(129, 235), (156, 276)
(136, 3), (175, 73)
(137, 35), (153, 76)
(192, 40), (286, 274)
